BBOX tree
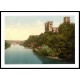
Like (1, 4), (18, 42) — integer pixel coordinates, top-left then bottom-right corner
(22, 23), (75, 63)
(58, 23), (75, 63)
(5, 41), (10, 49)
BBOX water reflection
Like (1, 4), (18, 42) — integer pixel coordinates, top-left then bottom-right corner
(5, 44), (68, 64)
(5, 44), (42, 64)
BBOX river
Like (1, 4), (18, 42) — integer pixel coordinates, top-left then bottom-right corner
(5, 44), (68, 64)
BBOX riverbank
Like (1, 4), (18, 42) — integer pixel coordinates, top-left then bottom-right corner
(33, 48), (64, 61)
(5, 44), (69, 64)
(22, 44), (74, 64)
(33, 48), (74, 64)
(5, 41), (11, 49)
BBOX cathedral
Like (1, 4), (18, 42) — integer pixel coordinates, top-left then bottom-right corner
(45, 16), (72, 33)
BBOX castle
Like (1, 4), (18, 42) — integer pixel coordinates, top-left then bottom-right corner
(45, 16), (73, 33)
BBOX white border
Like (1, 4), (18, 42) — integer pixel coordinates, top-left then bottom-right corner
(1, 12), (79, 68)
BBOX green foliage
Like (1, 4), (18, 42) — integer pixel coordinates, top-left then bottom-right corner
(5, 41), (10, 49)
(23, 23), (75, 63)
(58, 23), (75, 62)
(39, 45), (53, 56)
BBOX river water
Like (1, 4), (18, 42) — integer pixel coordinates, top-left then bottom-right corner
(5, 44), (68, 64)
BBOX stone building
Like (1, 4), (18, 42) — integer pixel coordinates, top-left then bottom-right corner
(45, 21), (58, 33)
(45, 21), (53, 32)
(64, 16), (75, 26)
(52, 27), (58, 33)
(64, 16), (70, 23)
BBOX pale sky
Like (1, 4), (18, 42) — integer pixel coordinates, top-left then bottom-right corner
(5, 16), (75, 40)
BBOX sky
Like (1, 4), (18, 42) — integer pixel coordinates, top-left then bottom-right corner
(5, 16), (75, 40)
